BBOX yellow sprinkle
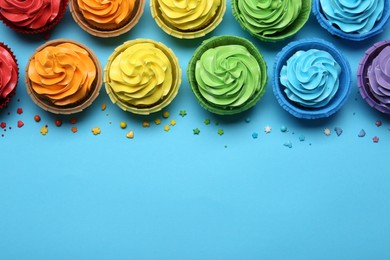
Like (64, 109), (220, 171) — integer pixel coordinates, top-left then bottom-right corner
(40, 125), (48, 135)
(126, 130), (134, 139)
(142, 120), (150, 127)
(162, 111), (170, 118)
(164, 125), (170, 132)
(101, 103), (107, 111)
(170, 120), (176, 126)
(120, 121), (127, 129)
(154, 118), (161, 125)
(92, 127), (101, 135)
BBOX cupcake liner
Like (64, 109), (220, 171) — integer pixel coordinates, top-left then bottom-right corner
(231, 0), (311, 42)
(187, 35), (267, 115)
(312, 0), (390, 41)
(273, 38), (351, 119)
(70, 0), (145, 38)
(0, 42), (18, 110)
(104, 39), (181, 115)
(0, 0), (69, 34)
(150, 0), (226, 39)
(25, 39), (102, 114)
(357, 40), (390, 114)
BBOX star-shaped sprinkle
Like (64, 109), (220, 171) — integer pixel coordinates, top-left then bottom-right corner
(193, 128), (200, 135)
(91, 127), (101, 135)
(252, 132), (258, 139)
(264, 125), (271, 133)
(179, 110), (187, 117)
(170, 120), (176, 126)
(142, 120), (150, 127)
(126, 130), (134, 139)
(324, 128), (331, 136)
(217, 129), (224, 135)
(40, 125), (48, 135)
(154, 118), (161, 125)
(373, 136), (379, 143)
(164, 125), (170, 132)
(204, 119), (211, 125)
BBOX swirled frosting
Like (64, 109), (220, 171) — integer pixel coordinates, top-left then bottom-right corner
(0, 45), (18, 99)
(0, 0), (61, 29)
(108, 42), (173, 107)
(367, 46), (390, 107)
(28, 43), (97, 106)
(280, 49), (341, 108)
(157, 0), (221, 31)
(195, 45), (262, 108)
(320, 0), (384, 34)
(77, 0), (135, 27)
(237, 0), (301, 36)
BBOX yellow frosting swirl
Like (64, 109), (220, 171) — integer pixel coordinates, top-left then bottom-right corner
(28, 43), (96, 106)
(157, 0), (221, 31)
(77, 0), (135, 26)
(108, 42), (173, 106)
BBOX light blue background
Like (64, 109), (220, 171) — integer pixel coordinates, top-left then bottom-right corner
(1, 1), (390, 259)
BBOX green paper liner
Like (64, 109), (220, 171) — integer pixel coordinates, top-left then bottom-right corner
(25, 39), (102, 115)
(104, 39), (182, 115)
(187, 35), (267, 115)
(150, 0), (226, 39)
(231, 0), (311, 42)
(70, 0), (145, 38)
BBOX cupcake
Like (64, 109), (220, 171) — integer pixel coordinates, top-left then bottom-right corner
(0, 42), (18, 109)
(313, 0), (390, 41)
(358, 40), (390, 114)
(0, 0), (68, 34)
(187, 36), (267, 115)
(70, 0), (145, 37)
(150, 0), (226, 39)
(25, 39), (102, 114)
(104, 39), (181, 115)
(232, 0), (312, 42)
(273, 39), (351, 119)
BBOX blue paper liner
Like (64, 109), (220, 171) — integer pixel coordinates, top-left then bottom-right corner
(273, 38), (351, 119)
(312, 0), (390, 41)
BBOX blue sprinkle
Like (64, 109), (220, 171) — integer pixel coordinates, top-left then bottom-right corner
(283, 141), (292, 148)
(358, 129), (366, 137)
(299, 135), (305, 141)
(334, 127), (343, 136)
(252, 132), (258, 139)
(245, 118), (251, 123)
(280, 125), (288, 132)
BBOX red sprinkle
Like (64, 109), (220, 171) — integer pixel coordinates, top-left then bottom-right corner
(17, 120), (24, 128)
(373, 136), (379, 143)
(0, 122), (6, 129)
(44, 33), (51, 40)
(55, 119), (62, 127)
(70, 118), (77, 124)
(34, 115), (41, 122)
(17, 108), (23, 114)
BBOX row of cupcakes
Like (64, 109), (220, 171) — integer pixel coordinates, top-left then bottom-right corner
(0, 0), (389, 41)
(1, 36), (390, 118)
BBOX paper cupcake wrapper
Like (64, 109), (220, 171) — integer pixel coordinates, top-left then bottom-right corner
(0, 42), (18, 110)
(231, 0), (311, 42)
(70, 0), (145, 38)
(104, 39), (182, 115)
(25, 39), (102, 114)
(273, 38), (351, 119)
(357, 40), (390, 114)
(150, 0), (226, 39)
(187, 35), (267, 115)
(312, 0), (390, 41)
(0, 0), (68, 34)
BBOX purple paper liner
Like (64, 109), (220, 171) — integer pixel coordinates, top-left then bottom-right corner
(312, 0), (390, 41)
(273, 38), (352, 119)
(357, 39), (390, 114)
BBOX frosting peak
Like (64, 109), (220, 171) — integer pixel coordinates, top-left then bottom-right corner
(0, 45), (18, 99)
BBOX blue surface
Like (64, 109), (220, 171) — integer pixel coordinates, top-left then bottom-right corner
(1, 1), (390, 259)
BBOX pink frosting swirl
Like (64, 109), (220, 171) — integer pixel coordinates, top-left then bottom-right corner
(367, 46), (390, 106)
(0, 45), (18, 99)
(0, 0), (61, 29)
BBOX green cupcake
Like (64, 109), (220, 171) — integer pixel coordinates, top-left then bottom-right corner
(232, 0), (312, 42)
(187, 35), (267, 115)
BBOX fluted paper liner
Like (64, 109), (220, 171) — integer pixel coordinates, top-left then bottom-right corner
(0, 42), (18, 109)
(25, 39), (102, 115)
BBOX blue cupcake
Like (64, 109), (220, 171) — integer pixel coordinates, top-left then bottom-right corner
(273, 39), (351, 119)
(312, 0), (390, 41)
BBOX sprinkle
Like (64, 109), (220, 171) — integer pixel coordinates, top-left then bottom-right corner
(44, 33), (50, 40)
(264, 125), (271, 133)
(245, 118), (251, 123)
(162, 111), (170, 118)
(218, 129), (224, 136)
(324, 128), (331, 136)
(358, 129), (366, 137)
(252, 132), (258, 139)
(193, 128), (200, 135)
(16, 108), (23, 114)
(280, 125), (287, 132)
(154, 118), (161, 125)
(179, 110), (187, 117)
(70, 118), (77, 124)
(17, 120), (24, 128)
(170, 120), (176, 126)
(334, 127), (343, 136)
(92, 127), (101, 135)
(215, 122), (219, 126)
(375, 120), (382, 127)
(71, 126), (77, 133)
(55, 119), (62, 127)
(204, 119), (211, 125)
(373, 136), (379, 143)
(0, 122), (6, 129)
(283, 141), (292, 148)
(40, 125), (48, 135)
(101, 103), (107, 111)
(120, 121), (127, 129)
(34, 115), (41, 122)
(164, 125), (170, 132)
(299, 135), (305, 141)
(142, 120), (150, 127)
(126, 130), (134, 139)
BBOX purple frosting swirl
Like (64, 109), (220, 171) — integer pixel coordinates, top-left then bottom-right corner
(367, 46), (390, 106)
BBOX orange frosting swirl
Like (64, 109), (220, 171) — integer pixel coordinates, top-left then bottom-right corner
(28, 42), (96, 106)
(77, 0), (135, 26)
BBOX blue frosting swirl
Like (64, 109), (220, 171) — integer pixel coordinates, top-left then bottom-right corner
(280, 49), (341, 108)
(319, 0), (384, 34)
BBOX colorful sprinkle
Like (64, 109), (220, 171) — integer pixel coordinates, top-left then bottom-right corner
(252, 132), (258, 139)
(204, 119), (211, 125)
(91, 127), (101, 135)
(71, 126), (77, 133)
(101, 103), (107, 111)
(55, 119), (62, 127)
(245, 118), (251, 123)
(142, 120), (150, 128)
(358, 129), (366, 137)
(126, 130), (134, 139)
(17, 120), (24, 128)
(179, 110), (187, 117)
(70, 118), (77, 124)
(120, 121), (127, 129)
(162, 111), (170, 118)
(375, 120), (382, 127)
(170, 120), (176, 126)
(324, 128), (331, 136)
(154, 118), (161, 125)
(264, 125), (271, 133)
(164, 125), (170, 132)
(16, 108), (23, 114)
(218, 129), (224, 136)
(193, 128), (200, 135)
(284, 141), (292, 148)
(299, 135), (305, 141)
(280, 125), (287, 132)
(373, 136), (379, 143)
(40, 125), (48, 135)
(334, 127), (343, 136)
(0, 122), (6, 129)
(34, 115), (41, 122)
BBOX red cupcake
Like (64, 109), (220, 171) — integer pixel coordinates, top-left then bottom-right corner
(0, 42), (18, 109)
(0, 0), (68, 34)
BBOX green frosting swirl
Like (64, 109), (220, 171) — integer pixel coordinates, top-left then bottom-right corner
(195, 45), (262, 108)
(237, 0), (302, 36)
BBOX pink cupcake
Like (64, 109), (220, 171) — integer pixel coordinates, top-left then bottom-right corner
(0, 42), (18, 109)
